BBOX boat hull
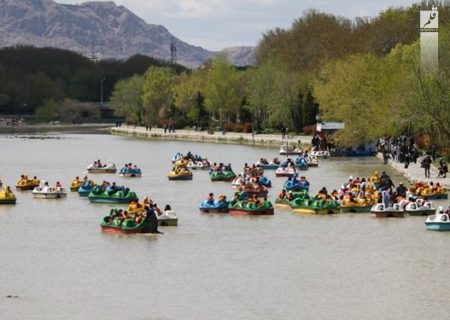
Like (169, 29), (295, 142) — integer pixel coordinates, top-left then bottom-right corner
(199, 207), (229, 213)
(293, 207), (339, 215)
(168, 174), (193, 181)
(100, 225), (145, 234)
(32, 193), (67, 199)
(89, 197), (134, 204)
(257, 164), (279, 170)
(425, 222), (450, 231)
(0, 199), (16, 205)
(406, 209), (435, 216)
(372, 211), (404, 218)
(340, 206), (372, 213)
(16, 184), (39, 191)
(87, 168), (117, 174)
(70, 185), (82, 192)
(228, 208), (274, 215)
(423, 194), (448, 200)
(157, 218), (178, 226)
(119, 172), (142, 177)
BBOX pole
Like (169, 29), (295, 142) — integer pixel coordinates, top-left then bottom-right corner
(100, 77), (106, 106)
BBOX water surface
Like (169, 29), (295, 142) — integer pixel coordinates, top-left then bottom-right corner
(1, 133), (449, 320)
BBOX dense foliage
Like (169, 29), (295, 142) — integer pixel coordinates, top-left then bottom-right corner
(0, 45), (186, 121)
(2, 1), (450, 149)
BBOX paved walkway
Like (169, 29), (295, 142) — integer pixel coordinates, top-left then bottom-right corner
(111, 125), (312, 147)
(385, 155), (450, 189)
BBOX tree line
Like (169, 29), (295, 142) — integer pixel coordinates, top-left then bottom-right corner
(1, 1), (450, 148)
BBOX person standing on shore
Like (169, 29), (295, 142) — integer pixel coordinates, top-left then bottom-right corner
(404, 150), (410, 169)
(421, 154), (432, 178)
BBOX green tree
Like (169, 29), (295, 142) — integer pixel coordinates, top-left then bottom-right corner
(141, 66), (174, 126)
(110, 74), (144, 125)
(35, 98), (59, 122)
(203, 55), (242, 129)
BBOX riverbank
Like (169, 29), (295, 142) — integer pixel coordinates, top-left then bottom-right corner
(0, 122), (112, 134)
(110, 125), (312, 148)
(381, 154), (450, 189)
(111, 125), (450, 189)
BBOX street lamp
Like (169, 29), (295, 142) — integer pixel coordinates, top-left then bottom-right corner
(100, 77), (106, 106)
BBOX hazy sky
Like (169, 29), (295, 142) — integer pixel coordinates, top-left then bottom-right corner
(54, 0), (421, 51)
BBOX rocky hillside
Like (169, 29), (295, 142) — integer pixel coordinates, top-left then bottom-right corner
(0, 0), (255, 68)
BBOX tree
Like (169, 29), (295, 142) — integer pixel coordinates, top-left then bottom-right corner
(35, 99), (59, 122)
(172, 70), (206, 125)
(314, 53), (393, 146)
(110, 74), (144, 125)
(141, 66), (174, 126)
(203, 55), (241, 129)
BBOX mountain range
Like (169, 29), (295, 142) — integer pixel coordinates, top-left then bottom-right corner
(0, 0), (256, 68)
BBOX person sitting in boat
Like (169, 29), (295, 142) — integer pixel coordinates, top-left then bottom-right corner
(445, 205), (450, 215)
(330, 189), (339, 201)
(224, 163), (233, 171)
(278, 189), (287, 200)
(72, 176), (81, 184)
(164, 204), (172, 211)
(134, 210), (145, 223)
(395, 182), (408, 199)
(251, 178), (262, 189)
(153, 203), (162, 216)
(117, 210), (129, 225)
(55, 181), (62, 189)
(286, 191), (294, 201)
(298, 175), (309, 186)
(206, 193), (214, 204)
(108, 182), (119, 194)
(96, 159), (103, 168)
(227, 193), (238, 207)
(120, 163), (129, 173)
(315, 187), (329, 200)
(143, 196), (153, 206)
(100, 180), (110, 191)
(246, 194), (257, 203)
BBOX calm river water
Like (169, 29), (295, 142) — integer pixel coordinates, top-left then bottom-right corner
(1, 132), (449, 320)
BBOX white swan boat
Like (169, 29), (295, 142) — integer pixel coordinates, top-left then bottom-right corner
(310, 150), (330, 158)
(404, 201), (435, 216)
(275, 166), (297, 178)
(157, 209), (178, 226)
(87, 160), (117, 173)
(32, 181), (67, 199)
(370, 203), (404, 218)
(425, 207), (450, 231)
(279, 144), (303, 156)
